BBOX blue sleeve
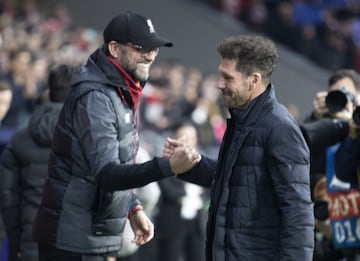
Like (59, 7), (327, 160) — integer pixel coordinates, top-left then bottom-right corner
(335, 136), (360, 185)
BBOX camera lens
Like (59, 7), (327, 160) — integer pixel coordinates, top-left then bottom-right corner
(313, 200), (329, 221)
(300, 118), (349, 149)
(325, 90), (348, 113)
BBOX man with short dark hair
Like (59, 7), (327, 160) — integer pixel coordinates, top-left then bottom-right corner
(164, 34), (314, 261)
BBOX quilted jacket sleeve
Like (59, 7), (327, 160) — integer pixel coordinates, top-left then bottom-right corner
(266, 120), (314, 261)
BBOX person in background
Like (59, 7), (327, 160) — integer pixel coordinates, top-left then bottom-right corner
(335, 114), (360, 186)
(0, 63), (75, 261)
(300, 69), (360, 261)
(163, 34), (314, 261)
(115, 147), (161, 261)
(305, 69), (359, 123)
(0, 81), (13, 261)
(1, 48), (37, 129)
(155, 122), (207, 261)
(32, 11), (198, 261)
(332, 102), (360, 260)
(310, 174), (346, 261)
(0, 81), (14, 152)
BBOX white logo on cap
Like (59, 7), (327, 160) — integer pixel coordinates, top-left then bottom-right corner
(146, 19), (155, 33)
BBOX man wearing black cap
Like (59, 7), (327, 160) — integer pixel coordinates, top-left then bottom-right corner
(32, 11), (197, 261)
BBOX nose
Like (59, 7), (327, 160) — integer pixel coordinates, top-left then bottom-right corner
(217, 78), (225, 89)
(143, 52), (156, 62)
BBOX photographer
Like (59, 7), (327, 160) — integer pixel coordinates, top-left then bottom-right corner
(302, 69), (360, 175)
(301, 69), (360, 261)
(307, 69), (359, 122)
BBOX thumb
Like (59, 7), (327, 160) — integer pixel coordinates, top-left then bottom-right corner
(167, 137), (186, 147)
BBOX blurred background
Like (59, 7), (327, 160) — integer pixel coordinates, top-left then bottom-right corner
(15, 0), (350, 121)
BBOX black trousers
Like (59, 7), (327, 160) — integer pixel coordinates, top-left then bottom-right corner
(38, 244), (109, 261)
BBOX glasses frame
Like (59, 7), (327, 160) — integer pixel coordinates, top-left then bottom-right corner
(127, 42), (159, 56)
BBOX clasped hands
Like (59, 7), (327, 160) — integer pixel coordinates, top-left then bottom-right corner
(163, 137), (201, 174)
(126, 136), (201, 246)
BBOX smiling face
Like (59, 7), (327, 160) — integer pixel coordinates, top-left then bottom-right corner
(217, 58), (252, 109)
(217, 58), (267, 109)
(216, 35), (278, 109)
(108, 41), (158, 82)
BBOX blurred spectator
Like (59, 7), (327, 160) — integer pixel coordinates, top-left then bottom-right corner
(311, 174), (346, 261)
(285, 102), (300, 121)
(0, 81), (14, 152)
(264, 0), (303, 51)
(140, 64), (226, 160)
(115, 147), (161, 261)
(139, 61), (226, 159)
(301, 69), (360, 175)
(334, 115), (360, 186)
(0, 80), (13, 261)
(191, 73), (226, 156)
(323, 113), (360, 259)
(139, 61), (193, 134)
(155, 122), (207, 261)
(1, 48), (35, 129)
(0, 64), (75, 261)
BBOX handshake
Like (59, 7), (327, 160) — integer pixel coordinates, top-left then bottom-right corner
(162, 137), (202, 174)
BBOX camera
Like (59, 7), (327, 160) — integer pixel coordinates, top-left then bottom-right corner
(300, 118), (349, 149)
(325, 87), (356, 113)
(300, 88), (358, 149)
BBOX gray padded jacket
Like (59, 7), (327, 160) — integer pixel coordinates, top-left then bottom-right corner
(33, 48), (173, 254)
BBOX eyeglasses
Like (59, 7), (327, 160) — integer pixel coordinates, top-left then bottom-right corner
(127, 43), (159, 56)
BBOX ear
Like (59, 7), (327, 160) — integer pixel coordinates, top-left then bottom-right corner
(250, 72), (262, 89)
(108, 41), (120, 58)
(253, 72), (262, 85)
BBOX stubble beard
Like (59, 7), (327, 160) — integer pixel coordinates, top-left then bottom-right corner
(119, 51), (150, 82)
(134, 63), (151, 82)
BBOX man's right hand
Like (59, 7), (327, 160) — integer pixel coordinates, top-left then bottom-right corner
(312, 91), (329, 119)
(163, 137), (201, 174)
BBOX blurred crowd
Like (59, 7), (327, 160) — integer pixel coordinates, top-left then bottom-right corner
(0, 0), (101, 130)
(203, 0), (360, 72)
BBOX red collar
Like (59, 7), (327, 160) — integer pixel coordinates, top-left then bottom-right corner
(107, 56), (142, 108)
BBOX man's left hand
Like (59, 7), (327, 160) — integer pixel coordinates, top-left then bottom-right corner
(129, 210), (154, 245)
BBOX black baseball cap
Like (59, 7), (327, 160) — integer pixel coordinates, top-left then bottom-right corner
(103, 11), (173, 48)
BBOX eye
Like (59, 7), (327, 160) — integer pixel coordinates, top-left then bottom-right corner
(223, 75), (233, 81)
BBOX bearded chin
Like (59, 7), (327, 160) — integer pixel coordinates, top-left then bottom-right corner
(134, 70), (149, 82)
(125, 68), (147, 82)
